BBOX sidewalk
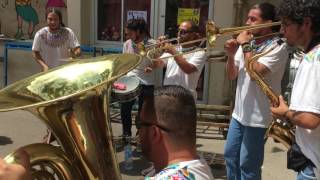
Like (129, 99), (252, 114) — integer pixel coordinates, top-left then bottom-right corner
(112, 121), (296, 180)
(0, 110), (296, 179)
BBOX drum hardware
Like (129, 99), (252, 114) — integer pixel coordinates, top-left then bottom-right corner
(0, 54), (142, 180)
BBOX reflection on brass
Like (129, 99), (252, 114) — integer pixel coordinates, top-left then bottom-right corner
(246, 44), (295, 149)
(0, 54), (142, 180)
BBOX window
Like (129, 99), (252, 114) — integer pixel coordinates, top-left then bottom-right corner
(97, 0), (151, 42)
(165, 0), (210, 38)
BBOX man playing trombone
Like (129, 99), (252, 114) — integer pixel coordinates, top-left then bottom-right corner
(146, 20), (206, 100)
(224, 2), (289, 180)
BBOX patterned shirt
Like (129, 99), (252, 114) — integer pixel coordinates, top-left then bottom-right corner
(289, 44), (320, 179)
(145, 159), (214, 180)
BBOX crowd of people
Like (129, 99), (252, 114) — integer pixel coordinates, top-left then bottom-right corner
(1, 0), (320, 179)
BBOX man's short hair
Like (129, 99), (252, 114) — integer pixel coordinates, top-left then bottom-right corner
(279, 0), (320, 33)
(150, 85), (197, 147)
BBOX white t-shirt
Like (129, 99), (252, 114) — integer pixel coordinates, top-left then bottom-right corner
(289, 45), (320, 179)
(145, 159), (214, 180)
(232, 38), (288, 127)
(123, 39), (155, 85)
(162, 49), (206, 99)
(32, 27), (80, 68)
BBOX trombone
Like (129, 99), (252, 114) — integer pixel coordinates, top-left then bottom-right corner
(145, 20), (281, 61)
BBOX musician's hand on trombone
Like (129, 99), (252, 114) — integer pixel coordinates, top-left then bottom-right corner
(156, 35), (169, 48)
(144, 67), (153, 73)
(144, 59), (165, 73)
(224, 39), (238, 57)
(236, 30), (253, 45)
(163, 44), (178, 55)
(270, 95), (289, 120)
(156, 36), (178, 55)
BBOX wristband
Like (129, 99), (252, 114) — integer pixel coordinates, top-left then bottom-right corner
(241, 42), (252, 53)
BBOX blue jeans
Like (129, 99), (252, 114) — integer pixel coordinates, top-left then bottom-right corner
(297, 164), (316, 180)
(224, 118), (267, 180)
(120, 85), (154, 136)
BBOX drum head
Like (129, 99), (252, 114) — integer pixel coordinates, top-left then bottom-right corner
(112, 76), (140, 94)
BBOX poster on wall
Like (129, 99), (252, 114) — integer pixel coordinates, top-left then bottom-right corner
(127, 10), (147, 22)
(177, 8), (200, 25)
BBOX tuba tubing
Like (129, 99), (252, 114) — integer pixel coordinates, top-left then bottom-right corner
(5, 143), (84, 179)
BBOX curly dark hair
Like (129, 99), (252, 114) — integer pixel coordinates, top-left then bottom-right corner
(279, 0), (320, 33)
(126, 18), (150, 37)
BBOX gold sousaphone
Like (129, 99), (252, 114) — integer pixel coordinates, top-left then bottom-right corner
(0, 54), (142, 179)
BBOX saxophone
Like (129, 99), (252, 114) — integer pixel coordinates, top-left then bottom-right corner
(245, 40), (295, 149)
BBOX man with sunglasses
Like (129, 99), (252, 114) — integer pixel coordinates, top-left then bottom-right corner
(139, 85), (214, 180)
(271, 0), (320, 179)
(223, 2), (289, 180)
(147, 20), (206, 100)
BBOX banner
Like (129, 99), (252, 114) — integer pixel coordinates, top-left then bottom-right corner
(127, 10), (147, 22)
(177, 8), (200, 25)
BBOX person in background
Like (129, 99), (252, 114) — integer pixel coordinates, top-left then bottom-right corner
(32, 8), (81, 143)
(120, 18), (155, 138)
(224, 2), (288, 180)
(139, 85), (214, 180)
(32, 8), (81, 72)
(271, 0), (320, 179)
(147, 20), (206, 100)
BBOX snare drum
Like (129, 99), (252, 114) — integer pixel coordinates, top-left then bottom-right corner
(111, 76), (141, 103)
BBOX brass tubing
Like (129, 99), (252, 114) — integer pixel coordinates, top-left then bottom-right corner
(217, 21), (281, 36)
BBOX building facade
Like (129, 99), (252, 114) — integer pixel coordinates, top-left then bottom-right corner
(1, 0), (282, 105)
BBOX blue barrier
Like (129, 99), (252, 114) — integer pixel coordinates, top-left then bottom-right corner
(2, 40), (123, 86)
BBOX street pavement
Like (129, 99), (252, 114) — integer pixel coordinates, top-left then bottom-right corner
(0, 110), (296, 180)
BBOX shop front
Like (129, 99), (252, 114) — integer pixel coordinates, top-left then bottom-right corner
(93, 0), (215, 103)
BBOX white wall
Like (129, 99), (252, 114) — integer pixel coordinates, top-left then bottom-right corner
(207, 0), (235, 105)
(67, 0), (82, 43)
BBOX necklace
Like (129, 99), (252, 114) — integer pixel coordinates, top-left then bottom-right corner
(40, 27), (69, 47)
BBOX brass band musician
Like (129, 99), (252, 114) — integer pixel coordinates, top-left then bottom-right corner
(271, 0), (320, 179)
(147, 20), (206, 100)
(223, 3), (289, 180)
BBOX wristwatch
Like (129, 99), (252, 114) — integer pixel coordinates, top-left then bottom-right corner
(241, 42), (252, 53)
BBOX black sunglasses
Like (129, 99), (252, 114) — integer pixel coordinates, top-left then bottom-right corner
(178, 29), (192, 35)
(139, 121), (171, 132)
